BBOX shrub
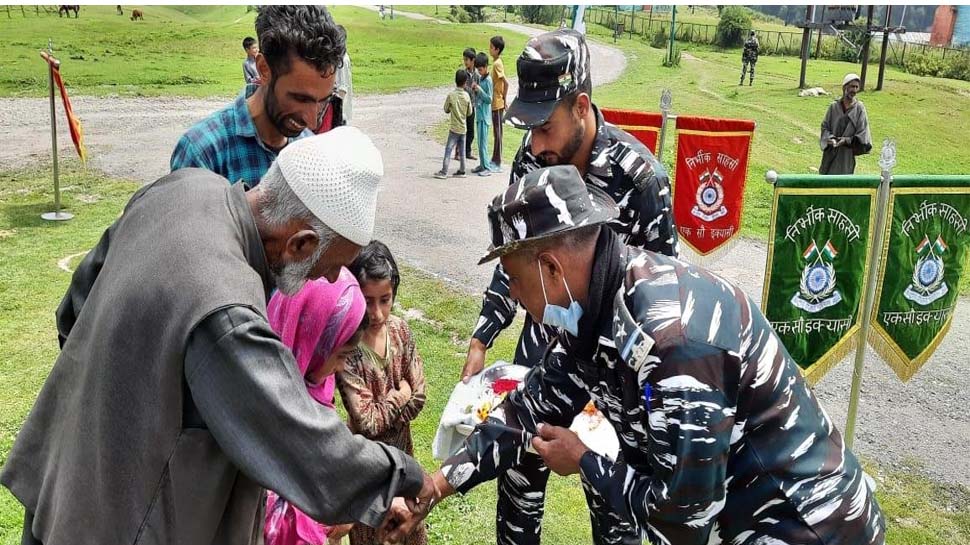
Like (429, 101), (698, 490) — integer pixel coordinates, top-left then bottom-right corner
(650, 28), (668, 49)
(716, 6), (752, 48)
(664, 46), (682, 67)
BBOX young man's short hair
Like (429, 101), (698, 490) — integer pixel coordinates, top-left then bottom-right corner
(490, 35), (505, 54)
(463, 47), (477, 61)
(243, 36), (257, 50)
(456, 69), (469, 87)
(474, 52), (489, 69)
(255, 5), (347, 78)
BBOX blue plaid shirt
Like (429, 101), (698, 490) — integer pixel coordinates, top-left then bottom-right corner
(170, 84), (311, 188)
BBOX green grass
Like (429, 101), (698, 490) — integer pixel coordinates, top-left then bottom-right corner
(0, 5), (528, 97)
(1, 166), (969, 544)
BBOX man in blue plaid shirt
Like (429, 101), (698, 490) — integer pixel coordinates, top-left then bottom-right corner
(170, 6), (346, 188)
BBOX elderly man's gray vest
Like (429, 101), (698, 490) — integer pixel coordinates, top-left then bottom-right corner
(1, 169), (269, 544)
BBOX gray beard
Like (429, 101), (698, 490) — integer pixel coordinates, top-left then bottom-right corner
(272, 240), (329, 295)
(273, 257), (315, 295)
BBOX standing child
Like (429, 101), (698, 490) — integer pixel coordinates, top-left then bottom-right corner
(338, 241), (427, 545)
(471, 52), (495, 176)
(242, 36), (261, 85)
(459, 47), (480, 160)
(488, 36), (509, 169)
(436, 70), (471, 179)
(263, 271), (368, 545)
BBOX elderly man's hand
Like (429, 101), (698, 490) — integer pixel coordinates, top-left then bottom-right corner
(531, 423), (589, 476)
(380, 471), (454, 544)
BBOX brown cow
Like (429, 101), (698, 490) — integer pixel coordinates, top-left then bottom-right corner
(130, 9), (143, 21)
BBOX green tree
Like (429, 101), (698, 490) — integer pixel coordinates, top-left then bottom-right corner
(716, 6), (753, 48)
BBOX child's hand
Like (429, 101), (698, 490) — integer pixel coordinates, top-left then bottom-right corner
(399, 380), (412, 398)
(328, 523), (354, 542)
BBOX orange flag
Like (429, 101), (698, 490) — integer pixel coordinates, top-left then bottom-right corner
(42, 52), (87, 163)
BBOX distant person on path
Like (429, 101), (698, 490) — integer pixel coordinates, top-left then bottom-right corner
(471, 52), (497, 176)
(243, 36), (262, 85)
(463, 29), (677, 545)
(489, 35), (509, 168)
(435, 69), (471, 179)
(740, 30), (759, 86)
(457, 47), (480, 161)
(819, 73), (872, 175)
(171, 6), (345, 188)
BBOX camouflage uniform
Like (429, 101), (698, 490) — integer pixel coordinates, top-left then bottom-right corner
(741, 35), (759, 86)
(448, 227), (886, 545)
(474, 106), (677, 545)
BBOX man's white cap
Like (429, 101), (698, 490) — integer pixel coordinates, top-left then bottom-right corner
(842, 73), (861, 87)
(276, 126), (383, 246)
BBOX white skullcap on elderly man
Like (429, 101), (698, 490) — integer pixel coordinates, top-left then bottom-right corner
(842, 73), (861, 88)
(276, 126), (383, 245)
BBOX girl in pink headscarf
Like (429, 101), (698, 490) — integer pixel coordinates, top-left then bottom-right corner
(263, 268), (367, 545)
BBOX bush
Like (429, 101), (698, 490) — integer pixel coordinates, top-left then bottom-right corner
(942, 53), (970, 80)
(650, 28), (668, 49)
(716, 6), (752, 48)
(448, 5), (471, 23)
(520, 5), (561, 26)
(904, 52), (946, 78)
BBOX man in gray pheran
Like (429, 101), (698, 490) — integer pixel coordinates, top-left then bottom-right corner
(819, 73), (873, 175)
(1, 127), (433, 545)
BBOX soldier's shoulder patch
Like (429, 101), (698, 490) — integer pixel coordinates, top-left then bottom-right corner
(612, 287), (656, 373)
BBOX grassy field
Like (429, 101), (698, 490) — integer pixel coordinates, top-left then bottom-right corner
(1, 166), (969, 544)
(0, 5), (527, 97)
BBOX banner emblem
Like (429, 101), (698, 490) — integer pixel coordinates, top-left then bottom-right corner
(792, 240), (842, 313)
(692, 169), (728, 222)
(903, 235), (948, 305)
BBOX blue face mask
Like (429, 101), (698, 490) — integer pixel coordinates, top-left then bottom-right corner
(538, 261), (584, 337)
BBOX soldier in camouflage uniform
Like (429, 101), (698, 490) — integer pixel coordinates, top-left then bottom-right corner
(460, 29), (677, 545)
(389, 165), (885, 545)
(740, 30), (759, 86)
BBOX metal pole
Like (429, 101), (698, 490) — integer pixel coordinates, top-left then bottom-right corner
(657, 89), (673, 162)
(844, 138), (896, 449)
(41, 39), (73, 222)
(668, 6), (676, 64)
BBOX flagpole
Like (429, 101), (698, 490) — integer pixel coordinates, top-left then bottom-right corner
(41, 38), (73, 222)
(844, 138), (895, 448)
(657, 88), (673, 162)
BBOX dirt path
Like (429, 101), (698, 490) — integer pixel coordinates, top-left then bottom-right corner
(0, 20), (967, 488)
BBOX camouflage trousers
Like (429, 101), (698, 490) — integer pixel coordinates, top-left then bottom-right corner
(494, 318), (641, 545)
(741, 59), (756, 84)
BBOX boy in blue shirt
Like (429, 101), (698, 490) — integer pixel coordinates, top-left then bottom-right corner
(471, 53), (497, 176)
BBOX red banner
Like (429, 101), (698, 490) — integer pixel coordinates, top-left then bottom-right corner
(600, 108), (663, 155)
(42, 52), (87, 163)
(674, 116), (754, 257)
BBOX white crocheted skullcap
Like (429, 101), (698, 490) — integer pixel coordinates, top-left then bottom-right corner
(276, 126), (384, 246)
(842, 73), (861, 87)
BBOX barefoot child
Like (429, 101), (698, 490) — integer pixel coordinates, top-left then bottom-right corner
(338, 241), (427, 545)
(264, 270), (368, 545)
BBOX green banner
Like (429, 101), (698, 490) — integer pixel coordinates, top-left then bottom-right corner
(869, 188), (970, 381)
(762, 186), (877, 383)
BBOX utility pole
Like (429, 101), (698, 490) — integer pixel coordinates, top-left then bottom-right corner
(859, 5), (874, 90)
(667, 5), (677, 65)
(799, 5), (814, 89)
(876, 5), (893, 91)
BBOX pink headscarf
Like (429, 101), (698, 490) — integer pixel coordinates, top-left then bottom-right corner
(266, 267), (366, 408)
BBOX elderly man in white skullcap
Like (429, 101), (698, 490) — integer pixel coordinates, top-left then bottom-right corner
(819, 72), (873, 175)
(2, 126), (434, 545)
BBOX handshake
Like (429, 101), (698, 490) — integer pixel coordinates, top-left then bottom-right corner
(378, 470), (452, 544)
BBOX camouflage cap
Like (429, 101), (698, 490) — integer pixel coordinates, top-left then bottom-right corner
(479, 165), (619, 265)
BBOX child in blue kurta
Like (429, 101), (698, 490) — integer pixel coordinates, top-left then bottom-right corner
(471, 52), (496, 176)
